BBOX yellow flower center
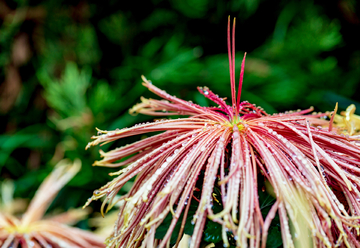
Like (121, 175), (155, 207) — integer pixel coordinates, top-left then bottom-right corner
(224, 118), (246, 132)
(5, 224), (32, 234)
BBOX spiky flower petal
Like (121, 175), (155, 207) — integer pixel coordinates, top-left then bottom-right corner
(86, 18), (360, 248)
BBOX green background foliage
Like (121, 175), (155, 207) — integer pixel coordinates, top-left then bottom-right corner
(0, 0), (359, 244)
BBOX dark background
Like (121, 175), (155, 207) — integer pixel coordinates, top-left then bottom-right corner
(0, 0), (359, 232)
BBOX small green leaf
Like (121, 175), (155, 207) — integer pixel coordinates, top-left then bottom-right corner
(155, 201), (198, 244)
(203, 186), (223, 244)
(258, 178), (282, 247)
(203, 220), (222, 243)
(266, 226), (283, 248)
(258, 180), (276, 218)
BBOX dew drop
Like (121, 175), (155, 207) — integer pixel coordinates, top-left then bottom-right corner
(339, 204), (345, 211)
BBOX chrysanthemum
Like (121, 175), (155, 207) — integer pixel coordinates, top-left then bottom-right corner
(0, 159), (105, 248)
(86, 18), (360, 248)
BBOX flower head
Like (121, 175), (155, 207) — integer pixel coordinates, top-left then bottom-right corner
(86, 17), (360, 248)
(0, 159), (105, 248)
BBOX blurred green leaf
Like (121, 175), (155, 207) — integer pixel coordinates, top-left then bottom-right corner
(98, 12), (129, 45)
(0, 125), (51, 167)
(141, 9), (178, 31)
(170, 0), (209, 18)
(38, 62), (91, 118)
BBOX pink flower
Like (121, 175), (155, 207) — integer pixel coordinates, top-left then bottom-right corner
(86, 17), (360, 248)
(0, 159), (105, 248)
